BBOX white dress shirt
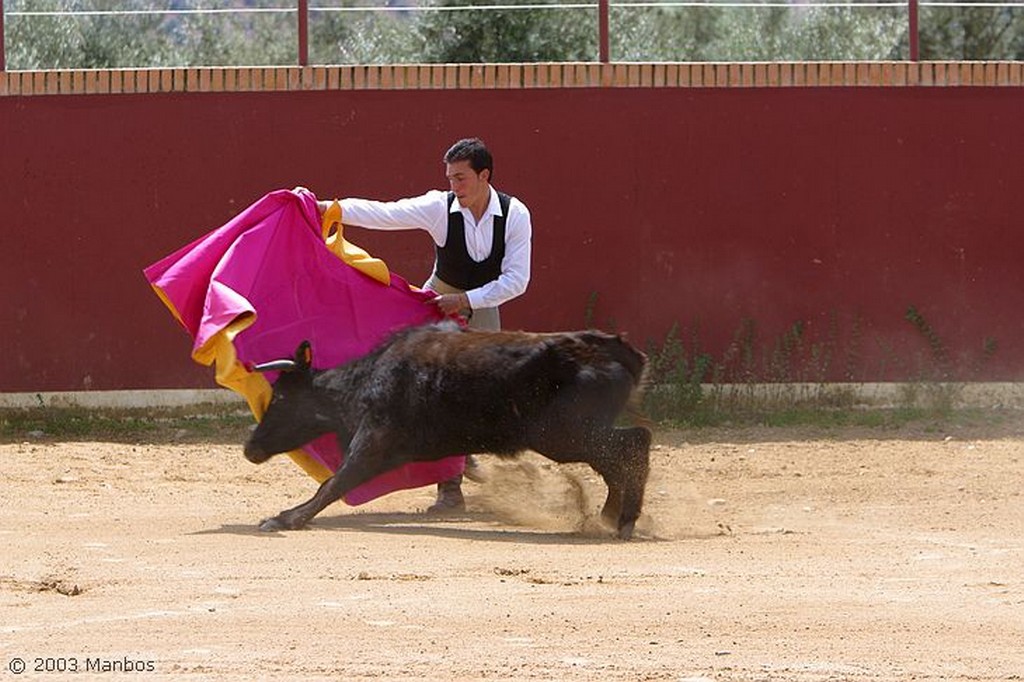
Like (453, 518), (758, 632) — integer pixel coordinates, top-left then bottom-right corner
(340, 187), (532, 311)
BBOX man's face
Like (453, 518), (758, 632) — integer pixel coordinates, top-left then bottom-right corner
(445, 160), (489, 208)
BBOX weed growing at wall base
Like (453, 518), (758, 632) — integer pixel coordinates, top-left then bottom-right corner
(581, 293), (1006, 427)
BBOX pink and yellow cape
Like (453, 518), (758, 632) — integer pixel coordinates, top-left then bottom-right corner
(143, 187), (463, 504)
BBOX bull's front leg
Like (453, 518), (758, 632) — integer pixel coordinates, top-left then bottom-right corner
(259, 471), (352, 531)
(259, 428), (381, 531)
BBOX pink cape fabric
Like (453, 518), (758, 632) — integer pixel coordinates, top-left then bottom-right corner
(144, 188), (463, 504)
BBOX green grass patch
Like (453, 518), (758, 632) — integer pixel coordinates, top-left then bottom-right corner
(649, 399), (1017, 433)
(3, 400), (1016, 444)
(0, 405), (254, 444)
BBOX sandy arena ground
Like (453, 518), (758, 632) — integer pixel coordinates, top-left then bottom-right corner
(1, 423), (1022, 681)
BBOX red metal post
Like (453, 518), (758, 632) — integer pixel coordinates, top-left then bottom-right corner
(908, 0), (919, 61)
(298, 0), (309, 66)
(1, 0), (6, 72)
(599, 0), (609, 62)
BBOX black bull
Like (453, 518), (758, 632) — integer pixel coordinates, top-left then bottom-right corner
(244, 322), (652, 539)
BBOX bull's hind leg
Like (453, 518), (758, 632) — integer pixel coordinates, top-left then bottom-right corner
(528, 423), (652, 539)
(592, 426), (652, 539)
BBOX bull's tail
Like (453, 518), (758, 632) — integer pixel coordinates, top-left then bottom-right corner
(573, 331), (651, 425)
(568, 330), (647, 385)
(607, 334), (652, 427)
(546, 331), (650, 421)
(611, 334), (647, 388)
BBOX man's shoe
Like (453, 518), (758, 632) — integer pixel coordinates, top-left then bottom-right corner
(427, 476), (465, 514)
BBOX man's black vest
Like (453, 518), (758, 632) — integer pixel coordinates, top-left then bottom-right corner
(434, 191), (512, 291)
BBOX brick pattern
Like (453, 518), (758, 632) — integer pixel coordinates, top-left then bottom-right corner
(2, 62), (1022, 96)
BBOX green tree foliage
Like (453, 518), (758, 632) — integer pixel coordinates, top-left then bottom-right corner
(611, 3), (906, 61)
(5, 0), (173, 68)
(174, 9), (296, 66)
(3, 0), (1024, 69)
(415, 0), (596, 62)
(919, 5), (1024, 59)
(611, 5), (727, 61)
(789, 6), (906, 60)
(309, 4), (423, 64)
(4, 0), (294, 69)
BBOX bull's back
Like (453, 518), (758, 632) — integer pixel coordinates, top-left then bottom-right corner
(381, 324), (644, 383)
(377, 324), (646, 408)
(346, 324), (646, 454)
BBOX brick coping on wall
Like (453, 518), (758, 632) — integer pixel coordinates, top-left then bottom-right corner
(2, 61), (1023, 96)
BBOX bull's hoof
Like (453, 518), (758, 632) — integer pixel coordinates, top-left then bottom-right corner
(259, 515), (301, 532)
(617, 520), (636, 540)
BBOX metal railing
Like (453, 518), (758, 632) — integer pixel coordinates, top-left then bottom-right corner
(3, 0), (1023, 71)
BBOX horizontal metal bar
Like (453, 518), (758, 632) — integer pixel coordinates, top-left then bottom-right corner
(920, 1), (1024, 5)
(613, 0), (1024, 4)
(612, 1), (906, 6)
(7, 8), (296, 17)
(3, 5), (594, 18)
(310, 3), (596, 10)
(7, 0), (1022, 21)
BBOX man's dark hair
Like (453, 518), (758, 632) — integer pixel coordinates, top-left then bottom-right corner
(444, 138), (493, 178)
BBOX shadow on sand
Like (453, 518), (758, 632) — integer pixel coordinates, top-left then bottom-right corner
(189, 509), (660, 545)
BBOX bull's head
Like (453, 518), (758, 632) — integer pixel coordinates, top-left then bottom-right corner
(243, 341), (335, 464)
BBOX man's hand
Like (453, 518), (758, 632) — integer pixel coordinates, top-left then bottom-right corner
(433, 292), (470, 315)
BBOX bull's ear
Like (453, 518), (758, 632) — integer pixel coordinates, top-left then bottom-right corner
(295, 340), (313, 370)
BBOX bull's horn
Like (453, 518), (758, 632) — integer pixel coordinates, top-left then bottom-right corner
(251, 359), (297, 373)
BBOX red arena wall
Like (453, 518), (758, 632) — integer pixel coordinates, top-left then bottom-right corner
(2, 63), (1023, 391)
